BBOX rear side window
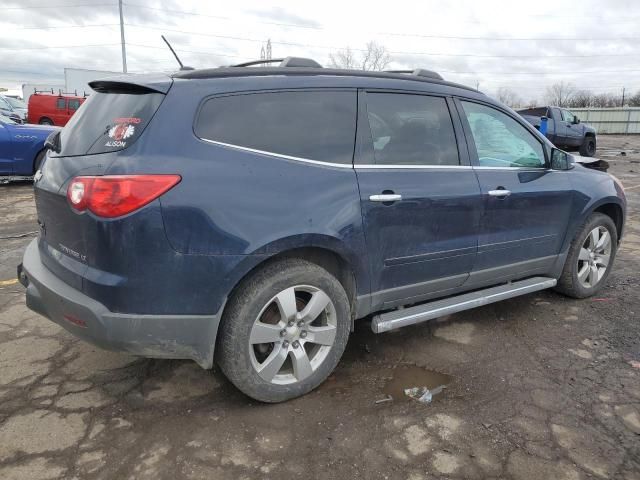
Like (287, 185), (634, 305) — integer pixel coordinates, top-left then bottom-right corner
(365, 93), (459, 166)
(53, 91), (164, 157)
(195, 91), (357, 164)
(68, 99), (81, 111)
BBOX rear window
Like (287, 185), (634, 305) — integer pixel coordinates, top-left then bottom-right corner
(53, 91), (164, 157)
(195, 90), (357, 164)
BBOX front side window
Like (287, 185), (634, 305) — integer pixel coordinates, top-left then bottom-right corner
(56, 98), (66, 110)
(461, 101), (545, 169)
(195, 91), (357, 165)
(562, 110), (575, 123)
(365, 93), (459, 166)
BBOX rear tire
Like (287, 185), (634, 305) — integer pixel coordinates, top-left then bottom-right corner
(39, 118), (53, 126)
(555, 213), (617, 298)
(216, 258), (351, 402)
(579, 137), (596, 157)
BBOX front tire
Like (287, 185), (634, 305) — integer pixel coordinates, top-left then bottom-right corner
(579, 137), (596, 157)
(555, 213), (617, 298)
(216, 259), (351, 402)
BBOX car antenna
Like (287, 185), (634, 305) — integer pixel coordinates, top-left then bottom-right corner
(161, 35), (194, 71)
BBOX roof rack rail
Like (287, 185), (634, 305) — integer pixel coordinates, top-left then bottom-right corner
(231, 57), (322, 68)
(385, 69), (443, 80)
(232, 58), (285, 67)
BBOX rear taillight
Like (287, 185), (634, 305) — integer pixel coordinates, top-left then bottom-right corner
(67, 175), (181, 218)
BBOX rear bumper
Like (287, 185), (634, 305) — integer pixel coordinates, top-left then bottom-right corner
(19, 239), (219, 368)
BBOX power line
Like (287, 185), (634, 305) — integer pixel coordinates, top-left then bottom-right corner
(121, 3), (640, 42)
(127, 43), (243, 60)
(1, 43), (119, 50)
(124, 24), (640, 58)
(2, 3), (115, 9)
(5, 23), (118, 30)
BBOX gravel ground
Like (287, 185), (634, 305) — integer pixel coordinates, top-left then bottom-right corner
(0, 135), (639, 480)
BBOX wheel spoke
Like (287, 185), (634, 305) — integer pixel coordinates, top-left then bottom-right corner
(299, 290), (331, 324)
(274, 287), (298, 322)
(595, 254), (610, 267)
(578, 247), (591, 261)
(306, 325), (337, 346)
(588, 264), (599, 286)
(256, 343), (288, 381)
(250, 322), (283, 344)
(578, 263), (590, 283)
(595, 231), (610, 252)
(589, 228), (600, 250)
(291, 347), (313, 381)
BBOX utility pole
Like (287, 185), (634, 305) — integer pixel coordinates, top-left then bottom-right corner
(475, 80), (479, 91)
(260, 39), (272, 66)
(118, 0), (127, 73)
(621, 87), (625, 107)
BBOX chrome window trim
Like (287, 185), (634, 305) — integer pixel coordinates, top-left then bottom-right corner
(199, 138), (354, 169)
(355, 164), (473, 170)
(199, 139), (561, 173)
(473, 166), (552, 172)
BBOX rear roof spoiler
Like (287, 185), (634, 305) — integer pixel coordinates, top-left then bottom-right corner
(89, 73), (173, 94)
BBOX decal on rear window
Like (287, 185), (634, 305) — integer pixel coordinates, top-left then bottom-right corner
(105, 120), (137, 148)
(52, 92), (164, 157)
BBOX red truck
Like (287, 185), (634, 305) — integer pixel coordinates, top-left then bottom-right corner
(27, 91), (87, 126)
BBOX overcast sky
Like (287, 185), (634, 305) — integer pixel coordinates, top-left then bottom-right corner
(1, 0), (639, 101)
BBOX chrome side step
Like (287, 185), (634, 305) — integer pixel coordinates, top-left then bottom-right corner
(372, 277), (557, 333)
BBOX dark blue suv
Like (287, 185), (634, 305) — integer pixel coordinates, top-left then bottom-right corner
(19, 57), (626, 402)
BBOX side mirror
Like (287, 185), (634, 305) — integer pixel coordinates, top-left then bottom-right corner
(551, 148), (574, 170)
(44, 131), (61, 153)
(573, 117), (580, 125)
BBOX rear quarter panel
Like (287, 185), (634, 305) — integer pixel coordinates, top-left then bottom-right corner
(104, 79), (370, 306)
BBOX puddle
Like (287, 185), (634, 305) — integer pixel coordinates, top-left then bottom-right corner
(382, 365), (452, 404)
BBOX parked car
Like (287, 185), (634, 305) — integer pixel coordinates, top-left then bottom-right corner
(18, 59), (626, 402)
(0, 113), (59, 176)
(27, 92), (86, 126)
(517, 106), (597, 157)
(0, 95), (28, 123)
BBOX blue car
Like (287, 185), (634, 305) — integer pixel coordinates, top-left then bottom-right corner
(0, 114), (59, 177)
(18, 58), (626, 402)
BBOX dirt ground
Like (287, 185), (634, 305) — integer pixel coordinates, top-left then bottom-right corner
(0, 135), (639, 480)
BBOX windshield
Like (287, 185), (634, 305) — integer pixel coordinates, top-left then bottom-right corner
(0, 114), (18, 125)
(5, 97), (26, 109)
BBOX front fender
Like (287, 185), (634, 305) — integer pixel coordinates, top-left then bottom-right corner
(562, 167), (626, 254)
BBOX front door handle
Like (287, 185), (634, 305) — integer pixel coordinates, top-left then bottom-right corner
(369, 194), (402, 202)
(488, 189), (511, 198)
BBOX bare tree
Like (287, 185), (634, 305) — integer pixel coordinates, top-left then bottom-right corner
(568, 90), (593, 108)
(329, 41), (391, 71)
(495, 87), (521, 108)
(544, 81), (575, 107)
(361, 41), (392, 71)
(592, 93), (620, 108)
(328, 47), (358, 70)
(629, 91), (640, 107)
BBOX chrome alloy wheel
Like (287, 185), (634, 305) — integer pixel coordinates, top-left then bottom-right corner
(249, 285), (337, 385)
(577, 226), (612, 288)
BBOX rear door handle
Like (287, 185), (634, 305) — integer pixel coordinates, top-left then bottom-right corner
(369, 194), (402, 202)
(488, 189), (511, 197)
